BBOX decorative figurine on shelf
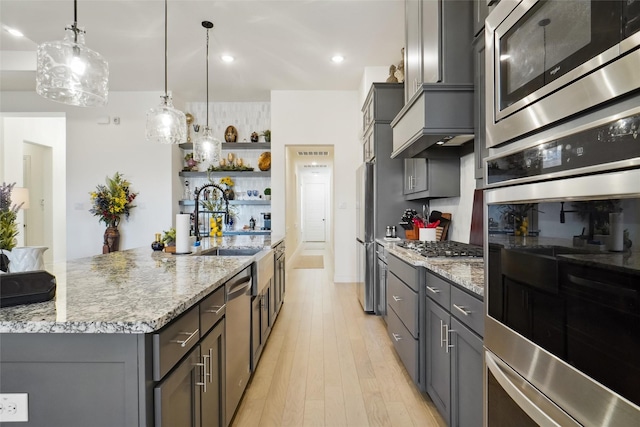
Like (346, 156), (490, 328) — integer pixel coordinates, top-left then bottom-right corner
(258, 151), (271, 171)
(224, 125), (238, 142)
(249, 216), (256, 230)
(250, 132), (259, 142)
(386, 64), (398, 83)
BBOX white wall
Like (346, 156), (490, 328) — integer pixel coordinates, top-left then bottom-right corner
(272, 91), (360, 283)
(1, 91), (176, 260)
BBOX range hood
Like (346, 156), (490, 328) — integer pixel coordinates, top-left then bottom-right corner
(390, 84), (474, 159)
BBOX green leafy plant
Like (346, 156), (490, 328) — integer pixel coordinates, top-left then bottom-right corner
(0, 182), (21, 250)
(262, 129), (271, 142)
(264, 188), (271, 196)
(162, 227), (176, 245)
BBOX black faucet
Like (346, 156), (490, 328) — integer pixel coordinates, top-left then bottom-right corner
(193, 183), (229, 242)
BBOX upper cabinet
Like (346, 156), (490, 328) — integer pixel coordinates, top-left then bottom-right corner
(391, 0), (475, 159)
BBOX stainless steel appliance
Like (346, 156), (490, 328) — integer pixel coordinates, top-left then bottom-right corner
(225, 266), (252, 426)
(356, 162), (419, 313)
(484, 103), (640, 426)
(485, 0), (640, 147)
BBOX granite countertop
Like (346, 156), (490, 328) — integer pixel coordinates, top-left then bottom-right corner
(0, 234), (282, 334)
(377, 239), (485, 298)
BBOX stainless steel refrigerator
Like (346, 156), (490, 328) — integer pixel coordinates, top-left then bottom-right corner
(356, 161), (418, 313)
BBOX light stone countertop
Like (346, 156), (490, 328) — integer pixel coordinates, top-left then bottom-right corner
(0, 235), (283, 334)
(377, 240), (485, 298)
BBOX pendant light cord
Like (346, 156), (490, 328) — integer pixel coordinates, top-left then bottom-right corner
(164, 0), (168, 97)
(73, 0), (79, 43)
(205, 26), (210, 127)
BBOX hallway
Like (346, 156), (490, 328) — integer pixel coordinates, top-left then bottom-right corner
(232, 243), (446, 426)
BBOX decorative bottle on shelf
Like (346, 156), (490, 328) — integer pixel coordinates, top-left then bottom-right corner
(151, 233), (165, 251)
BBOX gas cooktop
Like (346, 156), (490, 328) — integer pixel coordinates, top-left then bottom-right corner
(397, 241), (484, 258)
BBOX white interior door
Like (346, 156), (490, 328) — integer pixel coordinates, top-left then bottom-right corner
(23, 143), (53, 264)
(303, 182), (326, 242)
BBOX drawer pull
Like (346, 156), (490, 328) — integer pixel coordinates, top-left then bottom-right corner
(392, 295), (402, 302)
(205, 304), (226, 315)
(453, 304), (471, 316)
(392, 333), (402, 342)
(172, 328), (199, 348)
(426, 286), (440, 294)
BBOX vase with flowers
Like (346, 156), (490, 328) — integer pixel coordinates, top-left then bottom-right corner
(89, 172), (138, 254)
(220, 176), (235, 200)
(0, 182), (24, 271)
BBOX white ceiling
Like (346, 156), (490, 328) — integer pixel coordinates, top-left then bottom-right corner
(0, 0), (405, 102)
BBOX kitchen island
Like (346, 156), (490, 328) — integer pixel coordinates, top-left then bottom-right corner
(0, 234), (283, 427)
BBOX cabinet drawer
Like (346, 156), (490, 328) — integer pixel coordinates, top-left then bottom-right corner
(199, 285), (225, 336)
(153, 306), (200, 381)
(425, 272), (451, 309)
(450, 286), (484, 337)
(388, 254), (418, 291)
(388, 273), (419, 337)
(387, 307), (419, 385)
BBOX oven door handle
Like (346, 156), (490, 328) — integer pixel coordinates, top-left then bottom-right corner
(485, 351), (581, 427)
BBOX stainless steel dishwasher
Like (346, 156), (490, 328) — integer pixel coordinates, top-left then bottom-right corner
(225, 266), (252, 426)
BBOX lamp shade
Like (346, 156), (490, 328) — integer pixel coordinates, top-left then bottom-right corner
(146, 96), (187, 144)
(12, 187), (30, 210)
(36, 27), (109, 107)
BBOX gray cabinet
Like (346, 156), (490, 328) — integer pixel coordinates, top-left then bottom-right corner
(403, 158), (461, 200)
(200, 320), (225, 427)
(251, 282), (271, 370)
(386, 253), (424, 388)
(424, 271), (484, 426)
(362, 83), (404, 163)
(376, 243), (388, 321)
(473, 0), (501, 37)
(273, 241), (285, 318)
(473, 34), (488, 182)
(403, 0), (474, 103)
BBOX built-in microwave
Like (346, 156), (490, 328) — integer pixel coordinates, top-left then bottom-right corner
(485, 0), (640, 147)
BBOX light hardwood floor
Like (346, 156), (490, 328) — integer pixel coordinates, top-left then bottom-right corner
(231, 243), (447, 427)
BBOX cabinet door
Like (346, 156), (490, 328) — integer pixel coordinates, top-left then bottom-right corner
(251, 295), (262, 369)
(263, 285), (271, 338)
(421, 0), (441, 83)
(412, 158), (428, 193)
(473, 34), (488, 180)
(154, 346), (201, 427)
(473, 0), (490, 36)
(377, 257), (388, 319)
(450, 318), (483, 427)
(201, 319), (225, 427)
(425, 299), (451, 426)
(403, 159), (414, 194)
(405, 0), (422, 102)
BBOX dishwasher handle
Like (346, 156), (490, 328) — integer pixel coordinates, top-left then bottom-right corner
(227, 278), (251, 301)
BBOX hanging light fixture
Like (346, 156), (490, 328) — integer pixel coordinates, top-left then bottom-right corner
(193, 21), (221, 164)
(145, 0), (187, 144)
(36, 0), (109, 107)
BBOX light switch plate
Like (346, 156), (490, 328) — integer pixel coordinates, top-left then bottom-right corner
(0, 393), (29, 422)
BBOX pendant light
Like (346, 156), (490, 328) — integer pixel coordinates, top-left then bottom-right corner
(193, 21), (222, 164)
(145, 0), (187, 144)
(36, 0), (109, 107)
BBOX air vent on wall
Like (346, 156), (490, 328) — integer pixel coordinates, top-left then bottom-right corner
(297, 151), (329, 156)
(303, 164), (328, 168)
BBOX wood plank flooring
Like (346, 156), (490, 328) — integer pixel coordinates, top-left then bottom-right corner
(231, 244), (447, 427)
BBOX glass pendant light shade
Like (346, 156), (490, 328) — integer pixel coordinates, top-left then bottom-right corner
(194, 126), (221, 164)
(146, 95), (187, 144)
(36, 26), (109, 107)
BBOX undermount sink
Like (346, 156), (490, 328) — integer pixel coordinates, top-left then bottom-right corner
(201, 248), (263, 256)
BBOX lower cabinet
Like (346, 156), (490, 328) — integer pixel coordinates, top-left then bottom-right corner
(424, 272), (484, 427)
(154, 318), (225, 427)
(252, 282), (271, 370)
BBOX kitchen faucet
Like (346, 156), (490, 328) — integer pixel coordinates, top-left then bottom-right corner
(193, 183), (229, 242)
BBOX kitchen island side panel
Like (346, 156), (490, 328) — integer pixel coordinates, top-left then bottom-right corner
(0, 333), (151, 427)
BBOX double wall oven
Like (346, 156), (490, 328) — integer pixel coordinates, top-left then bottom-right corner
(484, 1), (640, 425)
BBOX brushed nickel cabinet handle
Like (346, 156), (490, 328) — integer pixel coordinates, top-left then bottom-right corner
(392, 295), (402, 302)
(205, 304), (226, 315)
(392, 333), (402, 342)
(172, 329), (199, 348)
(427, 286), (440, 294)
(453, 304), (471, 316)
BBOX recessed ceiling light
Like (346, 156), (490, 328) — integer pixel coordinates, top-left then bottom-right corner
(221, 55), (234, 63)
(312, 161), (318, 166)
(331, 55), (344, 63)
(6, 27), (24, 37)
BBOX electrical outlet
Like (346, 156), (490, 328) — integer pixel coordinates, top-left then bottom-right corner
(0, 393), (28, 422)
